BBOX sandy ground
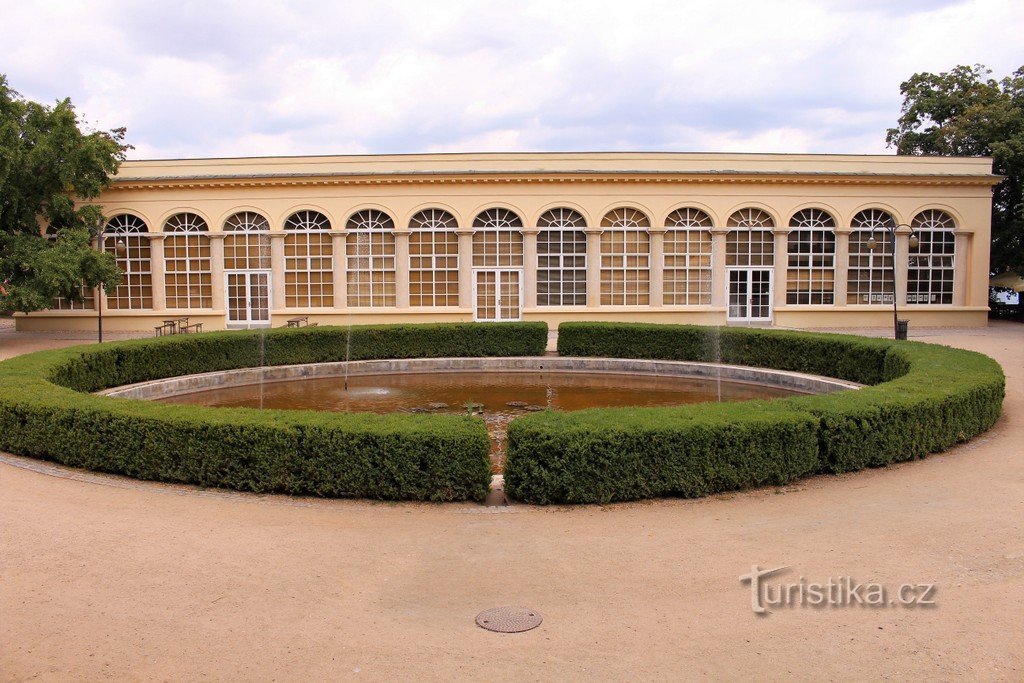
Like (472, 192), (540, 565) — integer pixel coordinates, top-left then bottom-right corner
(1, 321), (1022, 681)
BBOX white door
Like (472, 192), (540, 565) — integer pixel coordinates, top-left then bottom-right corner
(226, 271), (272, 327)
(474, 269), (523, 321)
(727, 268), (773, 322)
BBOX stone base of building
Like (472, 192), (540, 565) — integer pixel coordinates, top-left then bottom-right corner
(13, 307), (991, 333)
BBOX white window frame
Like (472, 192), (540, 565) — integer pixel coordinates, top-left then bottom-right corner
(536, 208), (588, 307)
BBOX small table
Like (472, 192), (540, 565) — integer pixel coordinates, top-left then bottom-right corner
(162, 317), (189, 334)
(286, 316), (309, 328)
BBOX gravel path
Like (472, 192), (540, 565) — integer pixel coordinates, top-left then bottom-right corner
(1, 322), (1022, 679)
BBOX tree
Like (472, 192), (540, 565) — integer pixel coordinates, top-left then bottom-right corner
(0, 75), (130, 313)
(887, 64), (1024, 276)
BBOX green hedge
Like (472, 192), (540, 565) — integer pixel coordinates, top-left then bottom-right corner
(503, 322), (1004, 504)
(52, 321), (550, 392)
(0, 322), (547, 502)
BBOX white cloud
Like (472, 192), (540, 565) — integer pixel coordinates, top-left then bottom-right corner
(1, 0), (1021, 158)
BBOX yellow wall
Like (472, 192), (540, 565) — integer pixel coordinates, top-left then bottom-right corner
(16, 152), (997, 332)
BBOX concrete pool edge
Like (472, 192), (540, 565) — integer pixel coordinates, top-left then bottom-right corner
(98, 357), (863, 400)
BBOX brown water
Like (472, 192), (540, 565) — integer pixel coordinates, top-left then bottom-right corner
(160, 372), (798, 472)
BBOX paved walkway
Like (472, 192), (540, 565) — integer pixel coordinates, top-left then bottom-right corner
(1, 321), (1022, 679)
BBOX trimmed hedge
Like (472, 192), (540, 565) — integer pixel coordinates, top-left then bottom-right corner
(503, 322), (1004, 504)
(0, 322), (547, 502)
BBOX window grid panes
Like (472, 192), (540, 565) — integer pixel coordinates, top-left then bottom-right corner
(103, 214), (152, 310)
(346, 210), (396, 307)
(908, 209), (955, 304)
(164, 213), (212, 309)
(848, 209), (895, 305)
(726, 209), (775, 267)
(45, 228), (95, 310)
(786, 209), (836, 305)
(537, 208), (587, 306)
(223, 211), (271, 270)
(409, 209), (459, 307)
(473, 230), (524, 268)
(473, 208), (523, 229)
(53, 284), (96, 310)
(600, 208), (650, 305)
(664, 208), (713, 306)
(284, 211), (333, 308)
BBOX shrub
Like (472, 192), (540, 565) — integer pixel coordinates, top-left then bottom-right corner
(52, 321), (549, 392)
(504, 322), (1004, 503)
(0, 322), (547, 502)
(505, 402), (819, 504)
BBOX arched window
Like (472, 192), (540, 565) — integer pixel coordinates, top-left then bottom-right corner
(786, 208), (836, 305)
(473, 207), (523, 229)
(346, 209), (396, 307)
(163, 212), (211, 309)
(664, 208), (713, 306)
(726, 208), (775, 267)
(408, 209), (459, 307)
(909, 209), (956, 304)
(45, 227), (95, 310)
(223, 211), (271, 270)
(284, 211), (333, 308)
(473, 208), (524, 268)
(103, 214), (152, 310)
(537, 208), (587, 306)
(848, 209), (895, 305)
(600, 208), (650, 305)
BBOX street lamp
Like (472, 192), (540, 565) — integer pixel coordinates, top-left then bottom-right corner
(95, 220), (127, 344)
(867, 223), (920, 340)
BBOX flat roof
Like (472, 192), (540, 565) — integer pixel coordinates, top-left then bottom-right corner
(113, 151), (997, 184)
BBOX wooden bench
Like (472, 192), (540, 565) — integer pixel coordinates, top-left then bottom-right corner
(286, 316), (309, 328)
(180, 322), (204, 334)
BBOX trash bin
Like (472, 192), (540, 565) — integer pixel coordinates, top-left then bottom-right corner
(896, 319), (909, 340)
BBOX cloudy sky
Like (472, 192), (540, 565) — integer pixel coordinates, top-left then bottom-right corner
(2, 0), (1021, 159)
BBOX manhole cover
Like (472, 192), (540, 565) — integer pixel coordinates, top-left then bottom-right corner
(475, 606), (542, 633)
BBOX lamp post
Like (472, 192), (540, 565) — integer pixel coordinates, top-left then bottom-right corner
(95, 221), (127, 344)
(867, 223), (919, 340)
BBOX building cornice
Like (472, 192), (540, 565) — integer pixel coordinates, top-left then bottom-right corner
(109, 169), (1002, 191)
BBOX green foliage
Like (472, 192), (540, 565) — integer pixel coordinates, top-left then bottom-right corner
(0, 323), (548, 502)
(505, 403), (820, 504)
(50, 322), (549, 392)
(0, 74), (128, 312)
(886, 64), (1024, 275)
(503, 323), (1004, 504)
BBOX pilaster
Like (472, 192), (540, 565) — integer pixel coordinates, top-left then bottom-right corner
(270, 233), (286, 311)
(149, 234), (166, 311)
(457, 229), (474, 308)
(710, 227), (728, 308)
(772, 228), (789, 307)
(954, 232), (969, 306)
(586, 229), (602, 307)
(395, 230), (411, 308)
(895, 227), (911, 306)
(833, 228), (851, 307)
(209, 234), (225, 312)
(523, 228), (538, 308)
(331, 231), (347, 309)
(648, 227), (665, 307)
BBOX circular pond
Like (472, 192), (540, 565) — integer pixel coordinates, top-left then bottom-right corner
(158, 370), (801, 471)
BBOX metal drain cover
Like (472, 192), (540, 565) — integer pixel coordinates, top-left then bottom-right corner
(475, 606), (543, 633)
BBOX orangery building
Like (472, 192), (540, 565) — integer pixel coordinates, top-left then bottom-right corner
(17, 152), (998, 332)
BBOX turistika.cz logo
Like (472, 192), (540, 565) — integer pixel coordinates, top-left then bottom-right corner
(739, 565), (937, 615)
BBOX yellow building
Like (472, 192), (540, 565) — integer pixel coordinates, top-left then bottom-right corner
(17, 152), (998, 332)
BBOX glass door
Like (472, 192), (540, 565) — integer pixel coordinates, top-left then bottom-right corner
(727, 268), (772, 322)
(226, 271), (272, 327)
(474, 269), (522, 321)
